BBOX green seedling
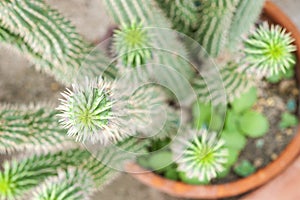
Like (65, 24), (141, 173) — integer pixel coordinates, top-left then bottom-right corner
(279, 112), (298, 129)
(148, 151), (173, 171)
(234, 160), (256, 177)
(221, 131), (247, 151)
(239, 111), (269, 138)
(231, 87), (258, 113)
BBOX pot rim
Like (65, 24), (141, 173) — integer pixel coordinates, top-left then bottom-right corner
(126, 1), (300, 199)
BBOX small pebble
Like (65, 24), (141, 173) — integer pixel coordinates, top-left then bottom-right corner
(286, 128), (293, 136)
(292, 88), (299, 96)
(255, 139), (265, 149)
(267, 98), (274, 106)
(273, 96), (285, 110)
(279, 80), (294, 94)
(275, 134), (283, 142)
(259, 99), (267, 106)
(271, 153), (278, 160)
(287, 99), (297, 112)
(51, 83), (60, 91)
(254, 106), (263, 113)
(254, 158), (263, 167)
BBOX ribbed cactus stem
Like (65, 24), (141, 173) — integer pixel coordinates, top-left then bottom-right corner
(195, 0), (239, 57)
(103, 0), (195, 97)
(32, 168), (93, 200)
(83, 137), (149, 187)
(0, 104), (76, 154)
(228, 0), (265, 49)
(0, 136), (148, 199)
(0, 149), (87, 199)
(0, 0), (116, 85)
(154, 0), (199, 35)
(193, 63), (253, 105)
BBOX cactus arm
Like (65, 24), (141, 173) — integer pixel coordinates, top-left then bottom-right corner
(0, 137), (148, 199)
(0, 0), (116, 85)
(103, 0), (196, 93)
(0, 104), (77, 154)
(228, 0), (265, 49)
(32, 168), (93, 200)
(195, 0), (239, 57)
(193, 63), (253, 105)
(154, 0), (199, 35)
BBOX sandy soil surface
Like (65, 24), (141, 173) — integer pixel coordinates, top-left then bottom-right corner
(0, 1), (298, 200)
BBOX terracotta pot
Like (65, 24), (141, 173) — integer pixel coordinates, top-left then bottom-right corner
(126, 1), (300, 199)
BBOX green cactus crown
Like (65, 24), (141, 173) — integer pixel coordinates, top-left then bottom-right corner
(242, 23), (296, 76)
(172, 128), (228, 181)
(113, 21), (152, 67)
(57, 78), (117, 144)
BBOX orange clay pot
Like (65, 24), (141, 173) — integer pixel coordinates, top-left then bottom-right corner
(126, 1), (300, 199)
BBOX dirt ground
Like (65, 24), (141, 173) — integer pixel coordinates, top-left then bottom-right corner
(0, 0), (299, 200)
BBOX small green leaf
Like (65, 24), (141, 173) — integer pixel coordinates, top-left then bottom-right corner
(266, 73), (282, 83)
(216, 146), (240, 178)
(209, 114), (224, 132)
(287, 99), (297, 112)
(231, 87), (257, 113)
(164, 170), (179, 181)
(149, 138), (171, 152)
(283, 63), (295, 79)
(221, 131), (246, 151)
(256, 139), (265, 149)
(239, 111), (269, 138)
(225, 110), (240, 131)
(192, 101), (212, 129)
(157, 163), (178, 174)
(234, 160), (256, 177)
(279, 112), (298, 129)
(148, 151), (173, 170)
(227, 147), (240, 165)
(137, 156), (150, 169)
(179, 172), (209, 185)
(217, 166), (231, 179)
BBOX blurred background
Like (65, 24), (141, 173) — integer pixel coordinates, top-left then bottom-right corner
(0, 0), (298, 199)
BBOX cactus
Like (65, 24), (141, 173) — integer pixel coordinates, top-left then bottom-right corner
(228, 0), (265, 49)
(57, 78), (117, 144)
(155, 0), (265, 57)
(57, 77), (166, 144)
(103, 0), (195, 88)
(113, 21), (153, 67)
(32, 168), (93, 200)
(171, 128), (228, 181)
(154, 0), (199, 35)
(142, 107), (181, 139)
(0, 136), (147, 199)
(242, 23), (296, 76)
(84, 137), (149, 187)
(0, 104), (76, 154)
(194, 0), (239, 57)
(193, 63), (253, 104)
(0, 0), (298, 197)
(0, 149), (82, 199)
(0, 0), (116, 85)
